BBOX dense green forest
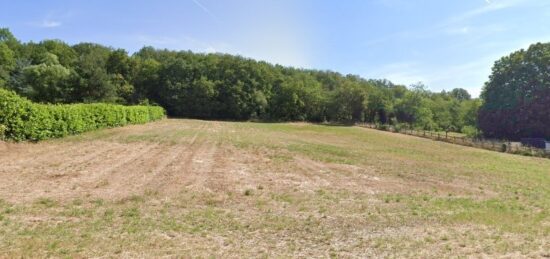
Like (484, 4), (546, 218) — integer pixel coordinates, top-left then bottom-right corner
(4, 27), (549, 140)
(0, 28), (483, 135)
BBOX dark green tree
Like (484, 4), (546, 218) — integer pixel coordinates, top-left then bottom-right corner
(479, 42), (550, 140)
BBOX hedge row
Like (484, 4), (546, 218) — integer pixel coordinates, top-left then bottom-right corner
(0, 89), (165, 141)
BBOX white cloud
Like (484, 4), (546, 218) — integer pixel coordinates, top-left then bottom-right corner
(363, 55), (497, 97)
(30, 11), (74, 28)
(37, 19), (62, 28)
(360, 0), (550, 96)
(363, 35), (550, 98)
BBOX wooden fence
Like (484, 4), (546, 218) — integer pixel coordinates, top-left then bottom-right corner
(359, 124), (550, 158)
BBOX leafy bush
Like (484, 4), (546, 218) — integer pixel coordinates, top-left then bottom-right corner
(393, 123), (409, 133)
(461, 125), (479, 138)
(0, 124), (5, 140)
(0, 89), (165, 141)
(378, 124), (390, 131)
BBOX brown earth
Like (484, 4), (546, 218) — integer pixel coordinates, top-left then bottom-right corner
(0, 120), (414, 204)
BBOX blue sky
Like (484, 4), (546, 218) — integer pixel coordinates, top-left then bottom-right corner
(1, 0), (550, 96)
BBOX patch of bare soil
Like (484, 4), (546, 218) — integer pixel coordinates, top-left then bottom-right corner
(0, 141), (6, 152)
(1, 142), (229, 203)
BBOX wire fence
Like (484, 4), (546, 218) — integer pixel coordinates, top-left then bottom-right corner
(359, 124), (550, 159)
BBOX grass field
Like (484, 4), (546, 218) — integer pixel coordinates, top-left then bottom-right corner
(0, 119), (548, 258)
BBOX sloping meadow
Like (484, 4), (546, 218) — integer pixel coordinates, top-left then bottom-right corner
(0, 89), (165, 141)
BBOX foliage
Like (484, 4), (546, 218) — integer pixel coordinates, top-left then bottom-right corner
(19, 53), (71, 102)
(0, 27), (479, 133)
(0, 43), (15, 85)
(450, 88), (471, 101)
(0, 123), (5, 140)
(461, 125), (479, 138)
(479, 42), (550, 140)
(0, 89), (165, 141)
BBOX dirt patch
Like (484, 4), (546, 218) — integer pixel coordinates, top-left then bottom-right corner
(0, 139), (249, 203)
(289, 156), (404, 194)
(0, 120), (491, 203)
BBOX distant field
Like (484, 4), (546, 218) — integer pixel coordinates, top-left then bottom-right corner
(0, 119), (548, 257)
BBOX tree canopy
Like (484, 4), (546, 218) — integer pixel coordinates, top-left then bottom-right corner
(0, 28), (479, 133)
(478, 42), (550, 140)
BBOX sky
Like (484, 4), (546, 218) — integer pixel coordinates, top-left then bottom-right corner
(1, 0), (550, 97)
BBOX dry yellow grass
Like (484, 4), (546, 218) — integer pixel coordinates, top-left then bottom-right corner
(0, 119), (548, 257)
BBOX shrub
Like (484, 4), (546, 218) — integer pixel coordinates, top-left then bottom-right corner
(393, 123), (408, 133)
(0, 124), (5, 140)
(378, 124), (390, 131)
(461, 125), (479, 138)
(0, 89), (165, 141)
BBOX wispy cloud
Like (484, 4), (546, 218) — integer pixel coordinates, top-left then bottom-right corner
(30, 11), (74, 28)
(444, 24), (507, 36)
(358, 0), (549, 96)
(364, 1), (517, 46)
(38, 20), (62, 28)
(363, 34), (550, 97)
(449, 0), (522, 23)
(364, 58), (492, 97)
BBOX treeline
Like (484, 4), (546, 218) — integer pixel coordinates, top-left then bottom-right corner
(0, 28), (479, 134)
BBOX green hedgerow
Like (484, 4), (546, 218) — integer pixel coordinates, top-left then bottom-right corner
(0, 89), (165, 141)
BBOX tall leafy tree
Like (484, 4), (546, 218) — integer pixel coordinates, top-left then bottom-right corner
(479, 42), (550, 140)
(71, 43), (117, 102)
(0, 42), (15, 88)
(450, 88), (471, 101)
(20, 53), (71, 102)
